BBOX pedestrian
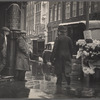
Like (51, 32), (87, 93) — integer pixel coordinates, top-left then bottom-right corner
(42, 48), (51, 73)
(42, 50), (52, 81)
(50, 26), (73, 93)
(0, 27), (10, 75)
(15, 30), (30, 81)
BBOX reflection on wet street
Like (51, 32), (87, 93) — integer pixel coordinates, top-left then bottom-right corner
(1, 68), (100, 98)
(0, 68), (74, 99)
(25, 70), (73, 99)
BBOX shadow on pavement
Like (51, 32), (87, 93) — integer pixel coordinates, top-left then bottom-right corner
(0, 81), (30, 98)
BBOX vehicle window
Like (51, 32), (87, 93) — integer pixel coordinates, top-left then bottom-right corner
(47, 44), (50, 50)
(46, 44), (52, 50)
(51, 44), (54, 50)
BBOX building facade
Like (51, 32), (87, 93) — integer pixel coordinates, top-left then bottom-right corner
(26, 1), (49, 43)
(48, 1), (63, 42)
(47, 1), (100, 42)
(26, 1), (35, 36)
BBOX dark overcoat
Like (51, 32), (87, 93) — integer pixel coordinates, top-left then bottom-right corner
(0, 34), (7, 72)
(15, 36), (30, 71)
(50, 34), (73, 75)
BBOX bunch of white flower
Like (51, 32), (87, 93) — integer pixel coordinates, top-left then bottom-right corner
(93, 40), (100, 45)
(83, 51), (89, 56)
(76, 39), (100, 60)
(86, 43), (96, 50)
(76, 39), (86, 47)
(82, 67), (95, 75)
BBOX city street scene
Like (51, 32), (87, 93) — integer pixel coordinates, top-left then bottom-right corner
(1, 1), (100, 99)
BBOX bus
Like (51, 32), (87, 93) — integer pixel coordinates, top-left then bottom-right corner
(58, 20), (100, 55)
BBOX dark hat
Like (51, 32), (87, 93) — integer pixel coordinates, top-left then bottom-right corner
(2, 27), (10, 32)
(58, 26), (66, 32)
(21, 30), (27, 34)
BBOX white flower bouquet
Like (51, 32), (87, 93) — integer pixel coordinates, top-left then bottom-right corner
(76, 39), (100, 74)
(76, 39), (100, 60)
(76, 39), (86, 47)
(83, 67), (95, 75)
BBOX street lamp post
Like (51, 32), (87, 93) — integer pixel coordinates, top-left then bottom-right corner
(84, 1), (90, 88)
(82, 2), (95, 97)
(86, 2), (89, 30)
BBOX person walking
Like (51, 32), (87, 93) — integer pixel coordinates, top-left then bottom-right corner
(50, 26), (73, 93)
(15, 30), (30, 81)
(0, 27), (10, 75)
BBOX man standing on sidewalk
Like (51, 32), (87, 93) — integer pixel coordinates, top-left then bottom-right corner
(15, 30), (30, 81)
(50, 26), (73, 93)
(0, 27), (10, 75)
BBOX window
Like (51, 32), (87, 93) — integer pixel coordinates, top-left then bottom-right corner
(36, 25), (39, 34)
(36, 2), (41, 12)
(89, 2), (91, 14)
(94, 2), (98, 11)
(65, 2), (70, 19)
(50, 8), (53, 22)
(36, 5), (37, 12)
(72, 2), (77, 17)
(58, 3), (61, 20)
(36, 12), (41, 24)
(79, 2), (83, 15)
(54, 5), (57, 21)
(35, 2), (41, 24)
(39, 2), (41, 11)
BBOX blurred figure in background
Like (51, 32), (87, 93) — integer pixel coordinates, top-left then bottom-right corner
(50, 26), (73, 93)
(42, 42), (55, 80)
(0, 27), (10, 75)
(15, 30), (30, 81)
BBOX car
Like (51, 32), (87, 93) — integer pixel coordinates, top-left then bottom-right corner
(42, 42), (54, 75)
(42, 42), (54, 63)
(45, 42), (54, 51)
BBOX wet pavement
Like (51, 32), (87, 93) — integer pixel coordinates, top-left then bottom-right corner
(25, 69), (74, 99)
(0, 65), (74, 99)
(0, 65), (100, 99)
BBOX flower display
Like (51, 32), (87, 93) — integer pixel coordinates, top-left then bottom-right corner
(76, 39), (100, 60)
(76, 39), (86, 47)
(47, 62), (52, 66)
(76, 39), (100, 74)
(83, 67), (95, 75)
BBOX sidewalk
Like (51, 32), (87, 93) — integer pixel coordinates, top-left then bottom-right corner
(0, 67), (100, 98)
(25, 70), (74, 99)
(0, 69), (74, 99)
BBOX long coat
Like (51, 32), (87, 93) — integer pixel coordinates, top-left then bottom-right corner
(50, 34), (73, 75)
(0, 34), (7, 72)
(15, 36), (30, 71)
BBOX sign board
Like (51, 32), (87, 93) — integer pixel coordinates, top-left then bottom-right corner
(83, 30), (92, 39)
(91, 29), (100, 40)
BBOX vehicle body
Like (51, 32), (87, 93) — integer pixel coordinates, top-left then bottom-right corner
(32, 38), (45, 60)
(58, 20), (100, 55)
(45, 42), (54, 51)
(42, 42), (54, 63)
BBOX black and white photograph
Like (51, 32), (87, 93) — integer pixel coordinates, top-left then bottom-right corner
(0, 0), (100, 99)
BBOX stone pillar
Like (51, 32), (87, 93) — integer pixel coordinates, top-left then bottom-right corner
(5, 3), (21, 76)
